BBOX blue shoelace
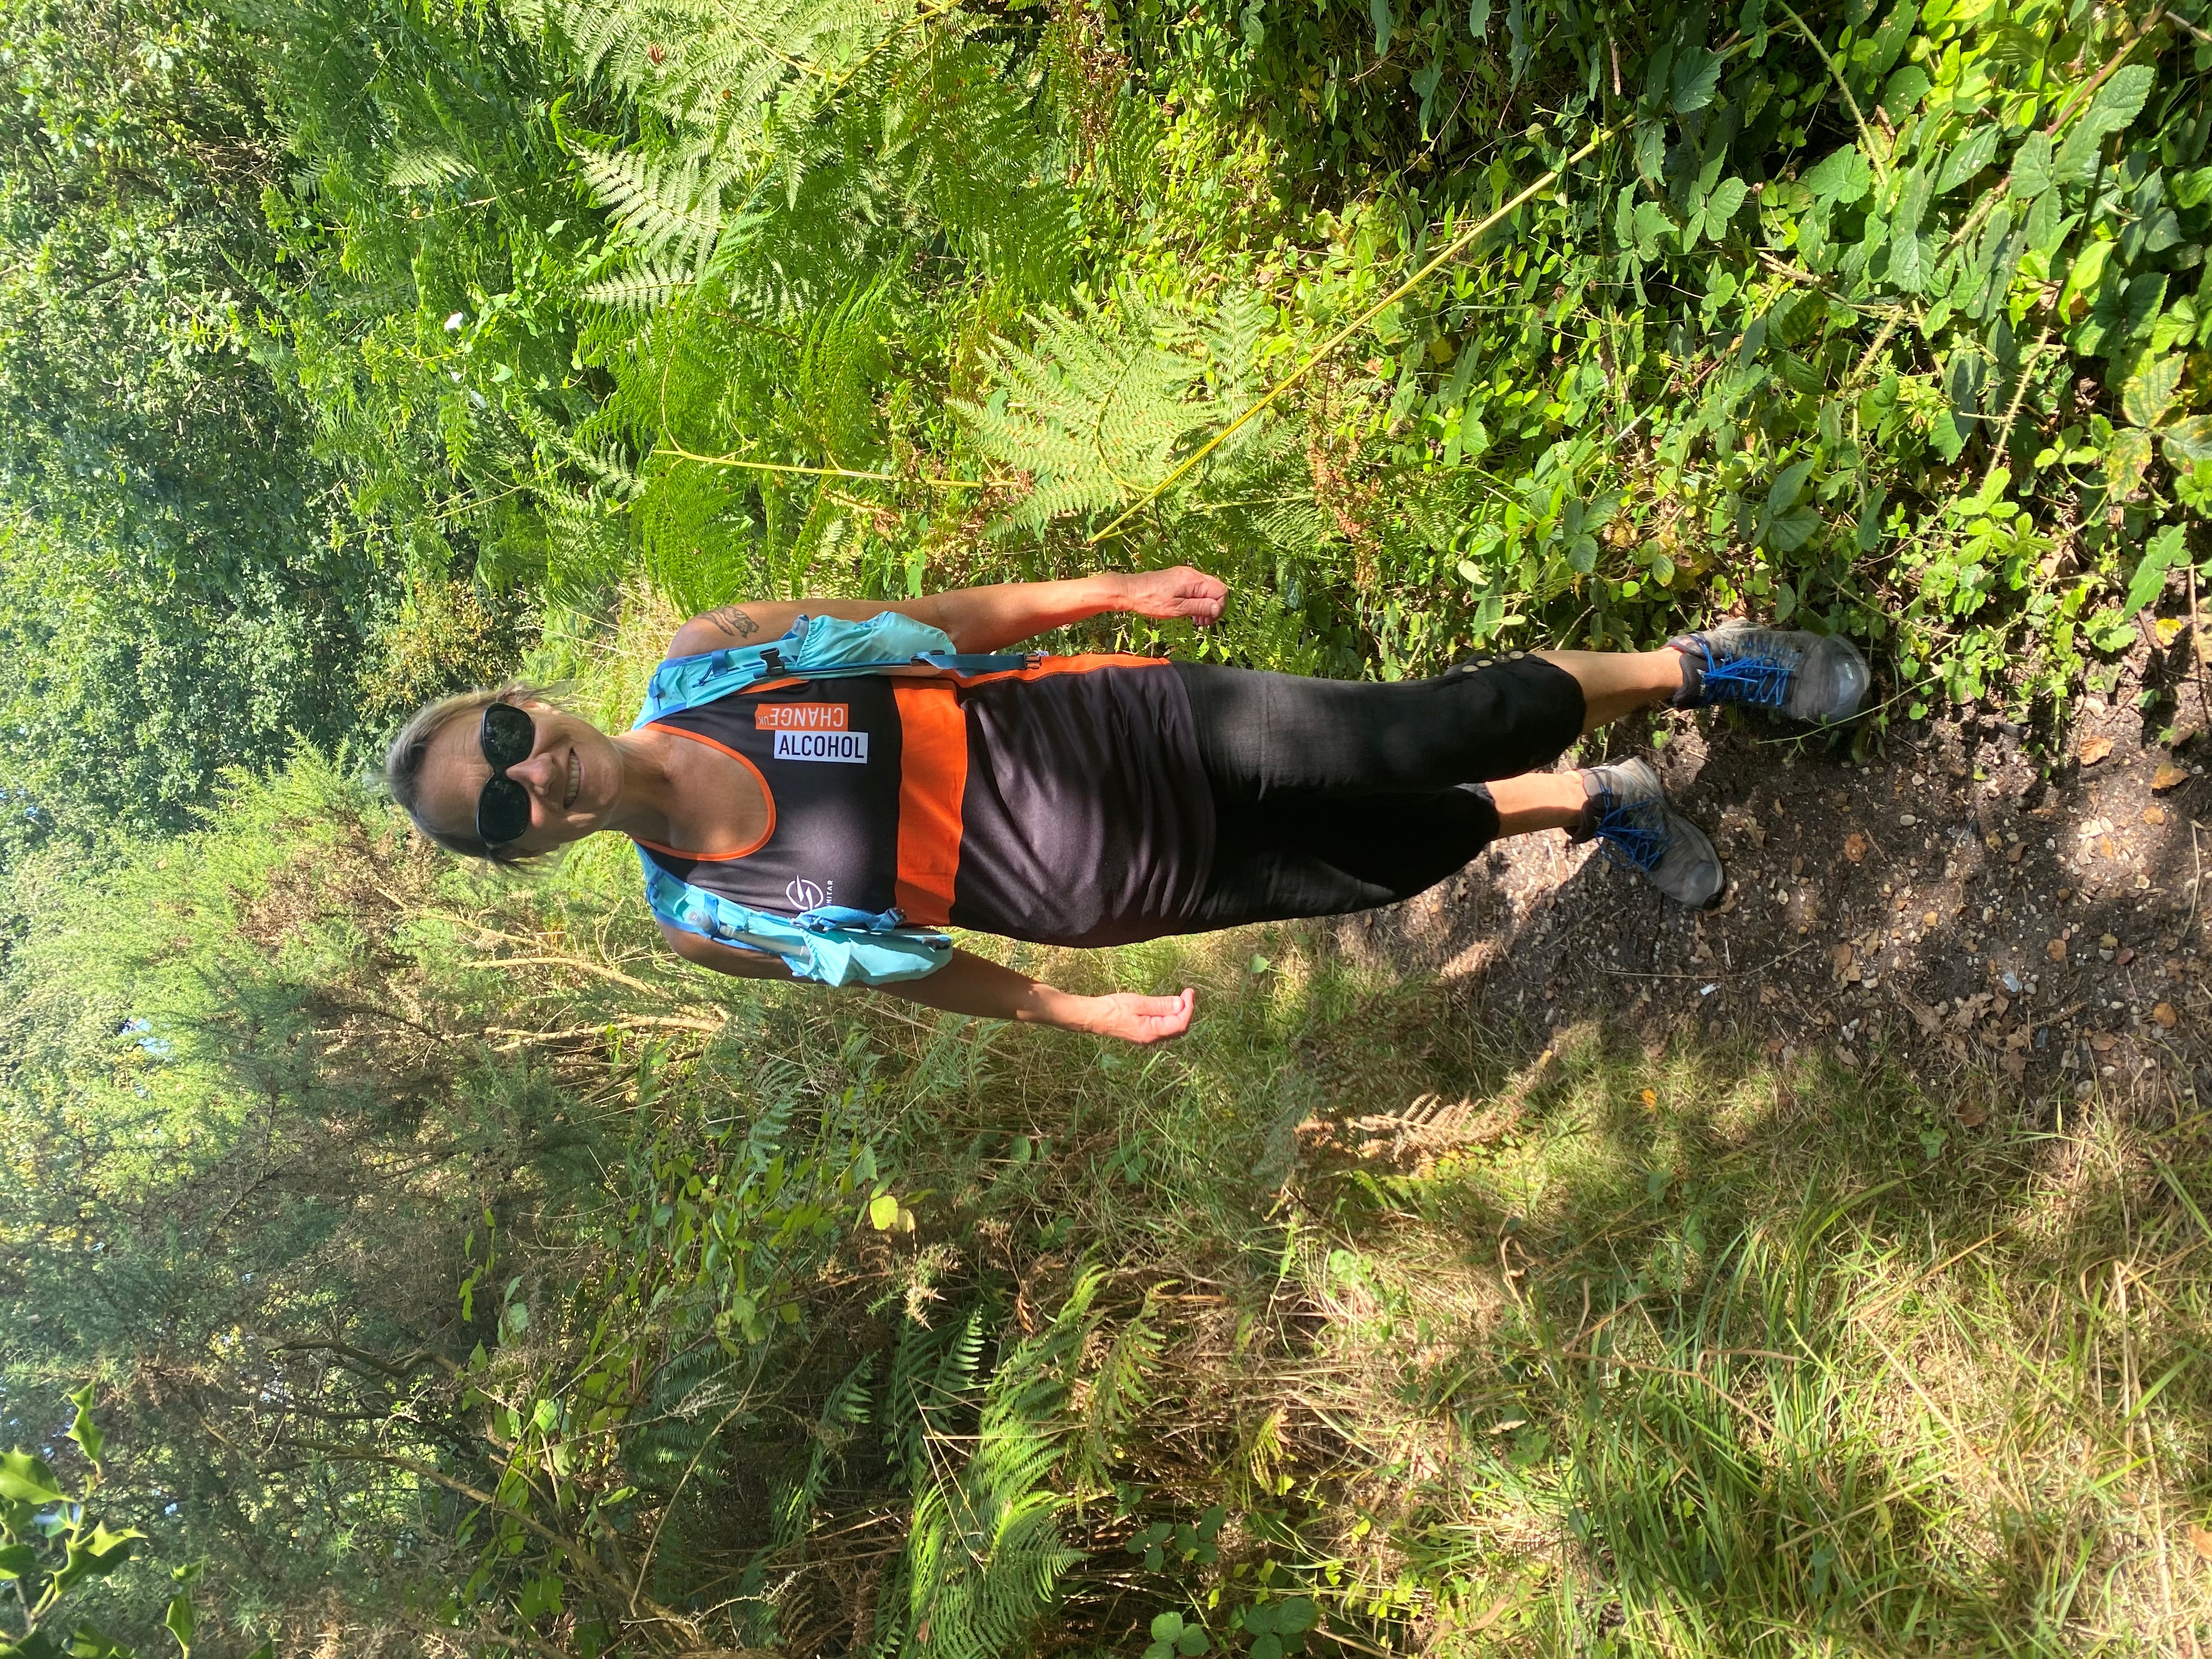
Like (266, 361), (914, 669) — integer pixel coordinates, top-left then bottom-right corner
(1688, 636), (1800, 710)
(1591, 795), (1670, 874)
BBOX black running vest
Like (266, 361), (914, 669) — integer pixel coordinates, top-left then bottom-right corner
(634, 658), (1218, 947)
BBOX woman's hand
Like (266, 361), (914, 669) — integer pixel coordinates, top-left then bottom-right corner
(1119, 566), (1227, 627)
(1075, 986), (1196, 1044)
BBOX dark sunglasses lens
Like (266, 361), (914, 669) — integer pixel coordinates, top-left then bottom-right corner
(477, 777), (533, 847)
(481, 702), (535, 769)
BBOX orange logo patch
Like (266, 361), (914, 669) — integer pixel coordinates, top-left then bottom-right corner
(755, 702), (850, 732)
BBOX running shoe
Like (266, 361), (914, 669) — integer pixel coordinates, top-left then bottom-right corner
(1573, 759), (1725, 907)
(1670, 626), (1871, 724)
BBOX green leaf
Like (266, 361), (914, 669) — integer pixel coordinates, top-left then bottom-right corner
(1930, 409), (1968, 465)
(1251, 1637), (1283, 1659)
(2124, 526), (2188, 618)
(2104, 427), (2155, 499)
(2161, 417), (2212, 466)
(1880, 66), (1932, 121)
(1767, 459), (1815, 515)
(2122, 357), (2183, 430)
(64, 1387), (102, 1469)
(163, 1594), (196, 1656)
(1278, 1598), (1319, 1634)
(1934, 125), (2000, 194)
(1672, 48), (1720, 113)
(1803, 145), (1871, 206)
(65, 1624), (126, 1659)
(1152, 1614), (1186, 1643)
(1703, 177), (1747, 240)
(2076, 63), (2155, 138)
(1894, 167), (1934, 233)
(1369, 0), (1391, 54)
(1176, 1628), (1210, 1656)
(1768, 507), (1821, 552)
(52, 1525), (140, 1593)
(0, 1543), (39, 1578)
(868, 1192), (899, 1229)
(1889, 231), (1930, 294)
(1468, 0), (1490, 36)
(2011, 132), (2055, 199)
(0, 1454), (65, 1506)
(2059, 239), (2115, 316)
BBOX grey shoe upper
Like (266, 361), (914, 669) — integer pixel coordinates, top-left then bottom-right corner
(1673, 627), (1872, 724)
(1576, 758), (1725, 908)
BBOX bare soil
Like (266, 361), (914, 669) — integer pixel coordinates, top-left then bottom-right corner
(1334, 632), (2212, 1120)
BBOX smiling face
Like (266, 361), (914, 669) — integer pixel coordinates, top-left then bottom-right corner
(413, 699), (630, 856)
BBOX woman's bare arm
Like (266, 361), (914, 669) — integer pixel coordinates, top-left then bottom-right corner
(663, 928), (1194, 1043)
(884, 949), (1193, 1042)
(665, 567), (1226, 658)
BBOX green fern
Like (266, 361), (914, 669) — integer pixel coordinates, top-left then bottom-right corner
(573, 145), (735, 271)
(872, 1271), (1106, 1659)
(953, 287), (1297, 535)
(577, 261), (699, 312)
(1064, 1288), (1163, 1497)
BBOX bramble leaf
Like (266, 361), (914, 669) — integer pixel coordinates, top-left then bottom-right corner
(2123, 357), (2183, 430)
(2077, 63), (2155, 138)
(1934, 125), (1999, 194)
(1672, 48), (1720, 112)
(1804, 145), (1871, 205)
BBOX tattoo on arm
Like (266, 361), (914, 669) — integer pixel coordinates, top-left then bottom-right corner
(700, 605), (760, 640)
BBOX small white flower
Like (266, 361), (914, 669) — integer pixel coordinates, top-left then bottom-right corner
(444, 312), (465, 331)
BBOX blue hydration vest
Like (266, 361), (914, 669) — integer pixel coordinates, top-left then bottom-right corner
(635, 611), (1033, 987)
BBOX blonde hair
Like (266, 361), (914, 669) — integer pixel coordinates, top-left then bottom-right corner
(383, 682), (553, 864)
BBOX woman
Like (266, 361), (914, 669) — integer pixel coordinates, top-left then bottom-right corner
(388, 568), (1867, 1043)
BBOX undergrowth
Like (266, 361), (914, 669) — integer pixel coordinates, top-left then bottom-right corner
(10, 601), (2209, 1651)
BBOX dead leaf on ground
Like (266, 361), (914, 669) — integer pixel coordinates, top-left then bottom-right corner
(1844, 832), (1869, 862)
(2154, 761), (2190, 791)
(2046, 939), (2069, 962)
(2079, 735), (2113, 765)
(2154, 1002), (2180, 1029)
(1832, 944), (1855, 971)
(2192, 1521), (2212, 1561)
(2143, 805), (2168, 826)
(1955, 1099), (1990, 1128)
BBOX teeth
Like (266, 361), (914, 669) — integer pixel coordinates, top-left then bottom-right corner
(565, 752), (579, 809)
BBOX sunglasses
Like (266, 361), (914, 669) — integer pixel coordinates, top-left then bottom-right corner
(475, 701), (538, 848)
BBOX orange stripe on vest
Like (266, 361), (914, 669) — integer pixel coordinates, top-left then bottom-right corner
(891, 681), (966, 925)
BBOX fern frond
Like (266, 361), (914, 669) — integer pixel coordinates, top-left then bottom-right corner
(385, 146), (473, 189)
(578, 262), (698, 312)
(574, 144), (728, 270)
(955, 294), (1291, 534)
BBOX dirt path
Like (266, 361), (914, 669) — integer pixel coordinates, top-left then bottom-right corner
(1336, 637), (2212, 1119)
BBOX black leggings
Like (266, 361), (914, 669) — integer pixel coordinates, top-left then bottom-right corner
(1174, 655), (1585, 929)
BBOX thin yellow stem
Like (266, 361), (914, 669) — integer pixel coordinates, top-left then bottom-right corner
(1087, 126), (1617, 545)
(653, 442), (993, 490)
